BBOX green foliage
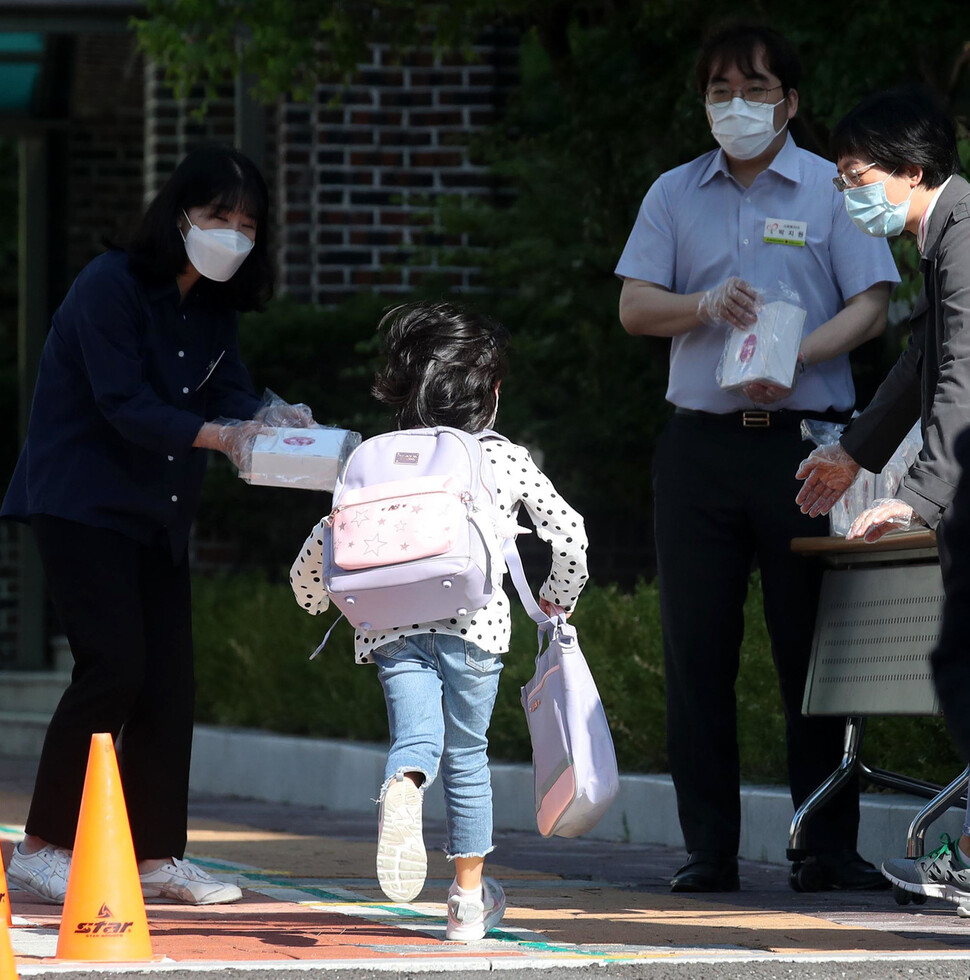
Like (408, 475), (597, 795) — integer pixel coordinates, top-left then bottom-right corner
(135, 0), (526, 106)
(191, 570), (388, 739)
(192, 569), (964, 786)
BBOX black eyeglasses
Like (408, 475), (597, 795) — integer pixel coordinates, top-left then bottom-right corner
(705, 83), (783, 107)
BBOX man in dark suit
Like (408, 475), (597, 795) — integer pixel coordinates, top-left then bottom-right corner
(796, 86), (970, 911)
(797, 86), (970, 552)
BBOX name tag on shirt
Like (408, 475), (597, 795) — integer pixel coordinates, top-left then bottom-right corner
(763, 218), (807, 246)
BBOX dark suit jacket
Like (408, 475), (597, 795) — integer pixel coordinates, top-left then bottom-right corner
(841, 174), (970, 529)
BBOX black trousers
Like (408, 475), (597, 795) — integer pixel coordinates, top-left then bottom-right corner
(931, 428), (969, 759)
(27, 515), (194, 860)
(653, 413), (859, 856)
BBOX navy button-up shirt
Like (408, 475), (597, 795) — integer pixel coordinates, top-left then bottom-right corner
(2, 249), (262, 559)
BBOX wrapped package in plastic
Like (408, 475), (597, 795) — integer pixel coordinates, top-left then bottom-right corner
(718, 295), (806, 391)
(800, 419), (923, 536)
(243, 426), (362, 491)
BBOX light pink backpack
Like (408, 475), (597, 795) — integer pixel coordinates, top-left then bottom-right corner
(322, 426), (505, 630)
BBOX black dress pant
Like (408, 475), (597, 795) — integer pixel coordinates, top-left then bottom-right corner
(931, 427), (970, 760)
(27, 515), (194, 860)
(653, 413), (859, 856)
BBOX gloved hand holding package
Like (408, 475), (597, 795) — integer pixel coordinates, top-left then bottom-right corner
(241, 425), (361, 491)
(717, 285), (806, 391)
(253, 388), (316, 428)
(828, 423), (922, 537)
(208, 419), (269, 474)
(799, 419), (922, 536)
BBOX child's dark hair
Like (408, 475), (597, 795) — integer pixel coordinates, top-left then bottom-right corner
(373, 301), (511, 432)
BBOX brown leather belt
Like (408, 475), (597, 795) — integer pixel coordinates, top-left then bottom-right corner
(673, 407), (852, 429)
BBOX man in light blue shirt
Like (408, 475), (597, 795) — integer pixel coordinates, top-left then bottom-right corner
(616, 23), (900, 895)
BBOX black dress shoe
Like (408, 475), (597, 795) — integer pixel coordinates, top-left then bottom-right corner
(791, 850), (890, 891)
(670, 852), (740, 893)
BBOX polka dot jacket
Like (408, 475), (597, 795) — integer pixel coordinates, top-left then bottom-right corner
(290, 437), (589, 664)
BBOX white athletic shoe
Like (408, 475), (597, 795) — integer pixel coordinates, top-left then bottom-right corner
(6, 842), (72, 904)
(446, 876), (506, 941)
(376, 776), (426, 901)
(139, 858), (242, 905)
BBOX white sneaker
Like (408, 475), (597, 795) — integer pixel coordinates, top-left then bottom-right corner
(446, 876), (506, 941)
(6, 842), (71, 904)
(139, 858), (242, 905)
(376, 776), (426, 901)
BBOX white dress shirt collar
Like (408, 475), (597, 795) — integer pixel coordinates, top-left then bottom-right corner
(918, 176), (953, 255)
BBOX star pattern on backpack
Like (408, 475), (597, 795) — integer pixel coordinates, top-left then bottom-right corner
(364, 534), (387, 557)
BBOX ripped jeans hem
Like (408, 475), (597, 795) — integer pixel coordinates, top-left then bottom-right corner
(446, 844), (495, 861)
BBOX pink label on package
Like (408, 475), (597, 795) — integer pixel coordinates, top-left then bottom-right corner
(739, 334), (757, 363)
(283, 436), (316, 447)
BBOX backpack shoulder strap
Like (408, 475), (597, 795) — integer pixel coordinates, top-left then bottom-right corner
(501, 536), (553, 627)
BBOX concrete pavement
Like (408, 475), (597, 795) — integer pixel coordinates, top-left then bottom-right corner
(188, 725), (965, 867)
(2, 751), (970, 974)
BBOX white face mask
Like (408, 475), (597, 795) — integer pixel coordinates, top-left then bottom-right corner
(180, 209), (254, 282)
(709, 97), (786, 161)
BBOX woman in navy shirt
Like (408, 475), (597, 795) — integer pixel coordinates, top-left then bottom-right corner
(2, 144), (292, 905)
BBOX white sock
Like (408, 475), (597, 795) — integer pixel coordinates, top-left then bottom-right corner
(452, 880), (482, 901)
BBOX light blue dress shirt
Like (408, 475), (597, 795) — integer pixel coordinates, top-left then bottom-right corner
(615, 136), (901, 413)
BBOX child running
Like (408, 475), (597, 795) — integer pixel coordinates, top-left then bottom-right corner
(290, 300), (589, 941)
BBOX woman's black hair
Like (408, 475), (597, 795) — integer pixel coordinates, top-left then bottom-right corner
(127, 143), (274, 311)
(373, 301), (511, 432)
(695, 22), (800, 96)
(831, 85), (957, 189)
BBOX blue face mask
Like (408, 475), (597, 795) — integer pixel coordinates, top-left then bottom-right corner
(842, 172), (912, 238)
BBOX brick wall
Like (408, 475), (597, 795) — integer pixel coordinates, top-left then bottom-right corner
(65, 33), (146, 277)
(277, 34), (519, 305)
(143, 65), (239, 201)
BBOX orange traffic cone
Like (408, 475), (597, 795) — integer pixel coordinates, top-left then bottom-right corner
(55, 733), (152, 962)
(0, 905), (16, 979)
(0, 846), (11, 926)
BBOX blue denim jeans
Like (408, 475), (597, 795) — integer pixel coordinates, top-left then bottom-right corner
(372, 632), (503, 858)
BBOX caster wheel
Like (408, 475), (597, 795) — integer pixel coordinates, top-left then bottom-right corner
(892, 884), (912, 906)
(790, 861), (827, 892)
(912, 892), (928, 905)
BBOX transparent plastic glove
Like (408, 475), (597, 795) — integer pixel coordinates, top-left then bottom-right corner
(253, 389), (316, 428)
(697, 277), (760, 329)
(744, 380), (792, 404)
(203, 419), (268, 473)
(795, 442), (861, 517)
(847, 498), (926, 543)
(743, 353), (805, 405)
